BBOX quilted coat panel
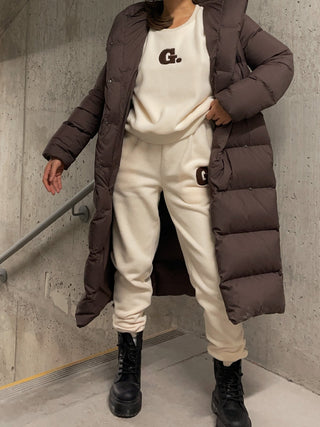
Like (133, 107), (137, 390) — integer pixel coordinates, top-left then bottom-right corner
(215, 229), (282, 281)
(215, 14), (294, 122)
(211, 187), (279, 234)
(226, 144), (276, 190)
(220, 272), (285, 324)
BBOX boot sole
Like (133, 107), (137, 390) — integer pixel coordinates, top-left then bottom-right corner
(211, 398), (252, 427)
(108, 388), (142, 418)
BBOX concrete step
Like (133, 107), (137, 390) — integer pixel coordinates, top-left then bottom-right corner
(0, 328), (319, 426)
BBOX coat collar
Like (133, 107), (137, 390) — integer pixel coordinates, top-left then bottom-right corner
(115, 0), (248, 151)
(123, 0), (224, 17)
(123, 0), (248, 18)
(119, 0), (228, 92)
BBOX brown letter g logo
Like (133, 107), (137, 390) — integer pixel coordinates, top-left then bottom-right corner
(159, 48), (182, 64)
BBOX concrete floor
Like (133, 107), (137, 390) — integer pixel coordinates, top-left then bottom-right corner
(0, 330), (319, 427)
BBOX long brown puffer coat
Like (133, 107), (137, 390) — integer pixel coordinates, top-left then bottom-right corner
(42, 0), (294, 328)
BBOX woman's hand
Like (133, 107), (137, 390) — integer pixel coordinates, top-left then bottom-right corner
(206, 98), (232, 126)
(42, 157), (65, 195)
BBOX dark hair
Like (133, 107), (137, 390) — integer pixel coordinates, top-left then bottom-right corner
(144, 0), (197, 31)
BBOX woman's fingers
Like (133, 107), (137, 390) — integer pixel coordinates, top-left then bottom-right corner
(57, 174), (62, 191)
(48, 163), (58, 194)
(42, 160), (63, 195)
(43, 162), (54, 193)
(206, 98), (232, 126)
(52, 174), (61, 194)
(206, 99), (221, 121)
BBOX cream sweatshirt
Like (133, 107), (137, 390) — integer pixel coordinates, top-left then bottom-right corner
(124, 3), (215, 144)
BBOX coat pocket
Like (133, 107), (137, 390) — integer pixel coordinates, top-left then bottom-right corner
(208, 149), (233, 191)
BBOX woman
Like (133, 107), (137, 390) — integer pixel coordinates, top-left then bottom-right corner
(42, 0), (294, 425)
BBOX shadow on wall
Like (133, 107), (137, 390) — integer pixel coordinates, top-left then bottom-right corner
(0, 0), (126, 63)
(0, 0), (29, 41)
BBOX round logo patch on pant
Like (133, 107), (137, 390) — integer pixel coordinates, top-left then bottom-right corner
(196, 166), (208, 186)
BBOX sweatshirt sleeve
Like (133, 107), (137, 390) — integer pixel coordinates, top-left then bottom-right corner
(42, 61), (107, 170)
(214, 14), (294, 123)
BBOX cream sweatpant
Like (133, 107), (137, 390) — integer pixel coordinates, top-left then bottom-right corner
(110, 120), (248, 363)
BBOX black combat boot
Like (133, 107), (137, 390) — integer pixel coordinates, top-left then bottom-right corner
(108, 331), (143, 418)
(211, 357), (252, 427)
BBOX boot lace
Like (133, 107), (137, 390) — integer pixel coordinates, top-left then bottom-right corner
(219, 370), (244, 405)
(118, 344), (138, 375)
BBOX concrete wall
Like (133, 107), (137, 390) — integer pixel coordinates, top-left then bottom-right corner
(0, 0), (319, 396)
(0, 0), (29, 39)
(0, 0), (179, 387)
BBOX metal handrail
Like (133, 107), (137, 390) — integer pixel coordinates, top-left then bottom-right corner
(0, 180), (95, 283)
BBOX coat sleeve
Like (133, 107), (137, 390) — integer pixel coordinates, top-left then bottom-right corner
(42, 61), (107, 170)
(214, 14), (294, 123)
